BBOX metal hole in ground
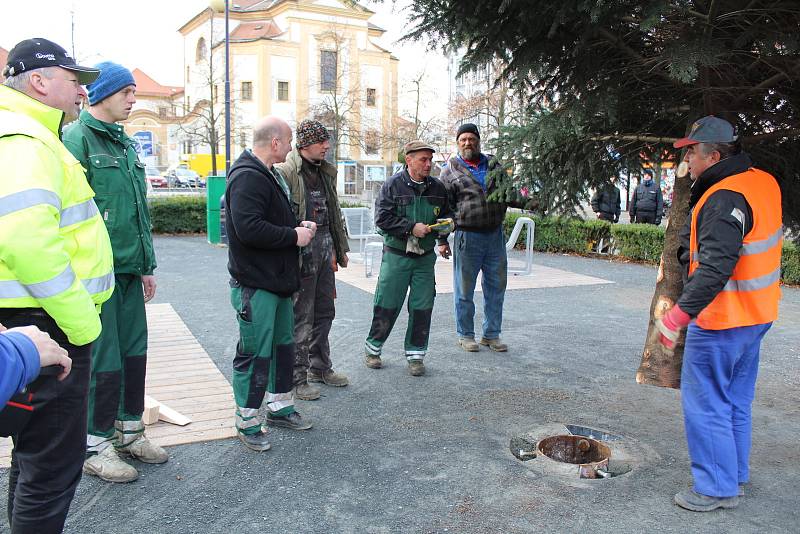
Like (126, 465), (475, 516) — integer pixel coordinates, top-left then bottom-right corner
(537, 434), (611, 479)
(565, 424), (623, 442)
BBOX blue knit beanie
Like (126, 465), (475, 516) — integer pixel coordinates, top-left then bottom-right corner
(87, 61), (135, 105)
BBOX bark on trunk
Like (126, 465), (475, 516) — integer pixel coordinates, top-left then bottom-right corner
(635, 165), (692, 389)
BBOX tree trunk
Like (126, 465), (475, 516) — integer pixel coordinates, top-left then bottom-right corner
(635, 164), (691, 389)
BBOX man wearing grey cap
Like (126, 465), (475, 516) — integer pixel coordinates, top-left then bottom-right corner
(274, 119), (350, 401)
(656, 116), (782, 512)
(63, 61), (166, 484)
(363, 140), (452, 377)
(0, 38), (114, 532)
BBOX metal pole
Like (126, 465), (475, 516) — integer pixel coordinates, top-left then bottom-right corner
(224, 0), (231, 177)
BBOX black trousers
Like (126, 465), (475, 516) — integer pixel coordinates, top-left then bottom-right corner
(634, 211), (658, 224)
(0, 308), (92, 534)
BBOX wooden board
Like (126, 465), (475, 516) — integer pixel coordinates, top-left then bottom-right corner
(0, 303), (236, 468)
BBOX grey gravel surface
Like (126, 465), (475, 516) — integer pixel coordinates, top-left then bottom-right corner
(2, 235), (798, 533)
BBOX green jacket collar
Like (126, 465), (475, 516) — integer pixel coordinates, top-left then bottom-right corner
(78, 109), (130, 144)
(0, 85), (65, 137)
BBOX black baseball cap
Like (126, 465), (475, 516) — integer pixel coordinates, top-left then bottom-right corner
(2, 38), (100, 84)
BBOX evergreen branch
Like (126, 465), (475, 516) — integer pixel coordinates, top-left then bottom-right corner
(590, 134), (679, 143)
(742, 129), (800, 143)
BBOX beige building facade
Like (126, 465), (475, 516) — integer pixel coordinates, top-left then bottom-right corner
(179, 0), (400, 196)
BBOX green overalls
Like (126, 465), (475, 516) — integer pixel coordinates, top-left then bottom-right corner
(365, 170), (451, 361)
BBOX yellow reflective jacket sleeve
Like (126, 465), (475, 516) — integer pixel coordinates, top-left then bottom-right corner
(0, 137), (107, 346)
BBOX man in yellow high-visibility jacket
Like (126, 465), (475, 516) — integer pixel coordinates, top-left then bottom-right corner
(0, 38), (114, 533)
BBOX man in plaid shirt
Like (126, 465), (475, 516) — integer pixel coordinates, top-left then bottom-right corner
(439, 123), (533, 353)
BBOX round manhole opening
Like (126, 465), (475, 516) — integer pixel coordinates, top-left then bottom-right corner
(537, 435), (611, 478)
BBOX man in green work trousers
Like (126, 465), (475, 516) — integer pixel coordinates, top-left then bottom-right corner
(63, 61), (166, 483)
(225, 116), (318, 452)
(364, 140), (452, 376)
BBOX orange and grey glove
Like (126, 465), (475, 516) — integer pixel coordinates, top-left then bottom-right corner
(655, 304), (691, 349)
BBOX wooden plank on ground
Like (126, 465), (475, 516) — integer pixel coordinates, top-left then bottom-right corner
(0, 303), (236, 468)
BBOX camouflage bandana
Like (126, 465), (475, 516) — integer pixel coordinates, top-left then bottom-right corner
(296, 119), (330, 148)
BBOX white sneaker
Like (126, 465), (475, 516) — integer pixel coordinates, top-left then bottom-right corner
(117, 435), (169, 464)
(83, 446), (139, 483)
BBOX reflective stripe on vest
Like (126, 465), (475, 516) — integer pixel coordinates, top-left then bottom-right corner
(741, 226), (783, 256)
(689, 168), (782, 330)
(722, 268), (781, 292)
(0, 189), (61, 217)
(0, 189), (100, 228)
(60, 199), (99, 228)
(82, 271), (114, 295)
(0, 265), (76, 299)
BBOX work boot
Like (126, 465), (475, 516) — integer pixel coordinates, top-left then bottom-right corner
(408, 359), (425, 377)
(479, 337), (508, 352)
(295, 381), (321, 401)
(458, 337), (480, 352)
(117, 435), (169, 464)
(364, 353), (382, 369)
(308, 369), (349, 386)
(83, 445), (139, 483)
(266, 411), (313, 431)
(674, 489), (739, 512)
(238, 428), (272, 452)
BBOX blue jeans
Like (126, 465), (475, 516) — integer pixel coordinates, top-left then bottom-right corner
(452, 227), (508, 340)
(681, 322), (772, 497)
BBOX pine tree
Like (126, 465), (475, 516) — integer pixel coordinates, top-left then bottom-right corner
(405, 0), (800, 387)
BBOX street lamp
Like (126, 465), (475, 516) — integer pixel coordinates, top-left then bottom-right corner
(209, 0), (231, 177)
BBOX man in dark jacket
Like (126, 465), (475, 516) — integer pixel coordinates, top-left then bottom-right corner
(630, 169), (664, 224)
(363, 140), (452, 377)
(590, 179), (622, 223)
(655, 116), (782, 512)
(225, 116), (317, 451)
(274, 120), (350, 401)
(63, 61), (165, 483)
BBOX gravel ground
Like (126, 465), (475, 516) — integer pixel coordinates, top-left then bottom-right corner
(2, 235), (797, 533)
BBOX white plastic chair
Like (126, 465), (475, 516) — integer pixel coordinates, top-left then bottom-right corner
(341, 207), (381, 254)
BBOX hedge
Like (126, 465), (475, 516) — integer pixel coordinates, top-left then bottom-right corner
(504, 212), (800, 285)
(148, 195), (206, 234)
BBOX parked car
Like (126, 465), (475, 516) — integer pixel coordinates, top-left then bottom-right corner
(146, 166), (168, 188)
(170, 168), (202, 188)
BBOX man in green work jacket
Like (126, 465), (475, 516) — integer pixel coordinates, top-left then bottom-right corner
(364, 140), (452, 377)
(64, 61), (167, 484)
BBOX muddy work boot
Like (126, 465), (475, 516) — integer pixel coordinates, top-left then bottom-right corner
(458, 337), (480, 352)
(295, 381), (321, 401)
(266, 411), (313, 431)
(238, 428), (272, 452)
(308, 369), (349, 387)
(84, 445), (139, 483)
(674, 488), (739, 512)
(364, 353), (382, 369)
(407, 359), (425, 377)
(117, 435), (169, 464)
(479, 337), (508, 352)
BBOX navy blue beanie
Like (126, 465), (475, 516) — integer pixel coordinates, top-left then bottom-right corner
(87, 62), (135, 105)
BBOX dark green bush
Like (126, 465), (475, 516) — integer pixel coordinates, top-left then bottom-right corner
(340, 200), (366, 208)
(782, 242), (800, 285)
(504, 213), (610, 253)
(504, 213), (798, 285)
(611, 224), (666, 263)
(148, 195), (206, 234)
